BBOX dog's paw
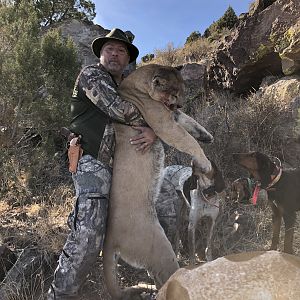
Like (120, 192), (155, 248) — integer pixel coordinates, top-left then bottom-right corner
(192, 158), (212, 175)
(198, 131), (214, 144)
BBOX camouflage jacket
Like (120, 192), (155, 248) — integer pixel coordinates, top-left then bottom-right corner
(72, 64), (146, 167)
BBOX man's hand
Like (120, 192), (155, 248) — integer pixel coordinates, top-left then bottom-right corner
(130, 126), (157, 154)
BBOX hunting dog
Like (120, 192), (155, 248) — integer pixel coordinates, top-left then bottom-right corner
(230, 177), (255, 203)
(233, 151), (300, 254)
(156, 160), (225, 263)
(230, 176), (268, 205)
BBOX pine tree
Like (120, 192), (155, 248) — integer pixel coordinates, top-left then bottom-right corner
(216, 6), (238, 31)
(141, 53), (154, 63)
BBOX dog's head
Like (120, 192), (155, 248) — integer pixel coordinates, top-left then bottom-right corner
(230, 177), (254, 203)
(187, 159), (226, 197)
(232, 151), (278, 188)
(180, 161), (225, 208)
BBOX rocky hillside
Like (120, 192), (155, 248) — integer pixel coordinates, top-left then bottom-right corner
(206, 0), (300, 169)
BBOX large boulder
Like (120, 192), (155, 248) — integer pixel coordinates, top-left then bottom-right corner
(180, 63), (208, 112)
(48, 19), (107, 67)
(157, 251), (300, 300)
(258, 75), (300, 167)
(0, 249), (52, 299)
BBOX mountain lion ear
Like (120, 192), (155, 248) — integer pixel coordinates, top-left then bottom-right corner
(152, 76), (167, 87)
(174, 65), (183, 71)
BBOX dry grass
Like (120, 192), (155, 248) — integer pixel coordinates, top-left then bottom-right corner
(181, 89), (293, 179)
(0, 155), (73, 252)
(152, 43), (182, 67)
(0, 195), (73, 253)
(139, 38), (217, 67)
(1, 263), (47, 300)
(181, 38), (213, 62)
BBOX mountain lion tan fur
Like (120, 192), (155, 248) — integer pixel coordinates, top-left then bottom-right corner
(103, 64), (213, 300)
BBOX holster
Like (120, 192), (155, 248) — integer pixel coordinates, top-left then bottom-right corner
(60, 127), (83, 173)
(68, 145), (83, 173)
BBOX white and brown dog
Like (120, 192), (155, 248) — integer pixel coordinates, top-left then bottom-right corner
(156, 160), (226, 263)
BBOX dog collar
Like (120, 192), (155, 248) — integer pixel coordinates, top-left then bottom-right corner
(265, 167), (282, 190)
(202, 186), (216, 198)
(246, 177), (256, 198)
(251, 183), (261, 205)
(200, 187), (220, 208)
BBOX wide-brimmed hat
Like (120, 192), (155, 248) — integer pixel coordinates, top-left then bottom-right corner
(92, 28), (139, 63)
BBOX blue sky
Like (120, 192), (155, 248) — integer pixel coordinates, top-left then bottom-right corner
(94, 0), (251, 62)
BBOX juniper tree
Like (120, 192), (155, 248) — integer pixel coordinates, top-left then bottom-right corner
(217, 6), (238, 31)
(0, 0), (80, 153)
(185, 31), (201, 44)
(13, 0), (96, 26)
(203, 6), (238, 40)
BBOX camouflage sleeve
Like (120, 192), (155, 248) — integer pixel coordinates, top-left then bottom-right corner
(77, 65), (144, 124)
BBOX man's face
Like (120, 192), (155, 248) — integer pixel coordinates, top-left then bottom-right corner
(100, 40), (130, 76)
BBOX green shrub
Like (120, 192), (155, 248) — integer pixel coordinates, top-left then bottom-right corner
(204, 6), (238, 41)
(185, 31), (201, 44)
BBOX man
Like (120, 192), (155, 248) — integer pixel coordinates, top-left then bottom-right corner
(47, 28), (156, 300)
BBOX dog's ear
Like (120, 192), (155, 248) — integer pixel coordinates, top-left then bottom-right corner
(182, 175), (197, 204)
(256, 152), (277, 186)
(185, 175), (197, 191)
(211, 160), (226, 193)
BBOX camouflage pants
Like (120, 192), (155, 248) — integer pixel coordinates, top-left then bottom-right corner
(47, 155), (112, 300)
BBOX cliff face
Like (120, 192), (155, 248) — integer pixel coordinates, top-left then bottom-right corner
(208, 0), (300, 94)
(53, 19), (108, 66)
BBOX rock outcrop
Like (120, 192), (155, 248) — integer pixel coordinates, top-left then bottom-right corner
(258, 75), (300, 167)
(208, 0), (300, 94)
(279, 21), (300, 75)
(51, 19), (107, 66)
(180, 63), (208, 110)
